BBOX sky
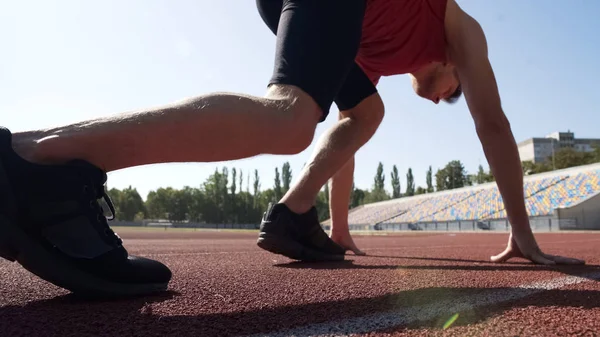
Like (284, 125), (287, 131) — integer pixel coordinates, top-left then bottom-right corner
(1, 0), (599, 200)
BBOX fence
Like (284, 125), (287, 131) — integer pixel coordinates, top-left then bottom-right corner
(319, 216), (583, 233)
(370, 216), (580, 232)
(110, 220), (259, 230)
(111, 216), (589, 233)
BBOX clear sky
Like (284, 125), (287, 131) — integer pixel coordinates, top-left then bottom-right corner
(2, 0), (599, 199)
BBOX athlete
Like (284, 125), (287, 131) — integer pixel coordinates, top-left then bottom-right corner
(0, 0), (583, 297)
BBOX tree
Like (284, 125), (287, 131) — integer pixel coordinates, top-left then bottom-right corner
(221, 167), (229, 222)
(274, 167), (282, 201)
(552, 147), (594, 170)
(230, 168), (237, 221)
(374, 162), (385, 191)
(405, 168), (415, 196)
(231, 168), (237, 196)
(415, 186), (427, 195)
(435, 160), (468, 191)
(365, 162), (389, 203)
(522, 160), (552, 175)
(391, 165), (401, 198)
(350, 182), (366, 208)
(426, 166), (434, 193)
(315, 187), (330, 221)
(253, 169), (261, 208)
(108, 186), (145, 221)
(473, 164), (495, 184)
(282, 162), (292, 194)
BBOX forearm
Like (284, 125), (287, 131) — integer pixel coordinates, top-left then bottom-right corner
(478, 123), (530, 232)
(329, 156), (355, 236)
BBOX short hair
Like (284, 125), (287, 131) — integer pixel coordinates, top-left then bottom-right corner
(443, 68), (462, 104)
(443, 84), (462, 104)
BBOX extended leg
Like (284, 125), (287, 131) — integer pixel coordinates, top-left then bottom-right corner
(13, 85), (320, 171)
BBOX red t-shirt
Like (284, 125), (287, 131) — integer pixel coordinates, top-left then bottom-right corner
(356, 0), (449, 85)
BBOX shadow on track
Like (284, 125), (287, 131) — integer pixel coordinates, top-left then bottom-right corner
(273, 259), (600, 281)
(2, 269), (600, 336)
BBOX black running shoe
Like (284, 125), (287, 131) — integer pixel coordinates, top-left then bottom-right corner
(256, 203), (345, 261)
(0, 127), (171, 297)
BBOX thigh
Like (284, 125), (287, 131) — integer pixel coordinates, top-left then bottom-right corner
(334, 63), (379, 112)
(256, 0), (367, 122)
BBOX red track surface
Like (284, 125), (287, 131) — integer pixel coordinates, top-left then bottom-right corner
(1, 230), (599, 336)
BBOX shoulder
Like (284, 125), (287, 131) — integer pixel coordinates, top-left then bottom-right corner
(444, 0), (488, 65)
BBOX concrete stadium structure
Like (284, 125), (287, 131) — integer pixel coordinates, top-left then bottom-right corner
(518, 130), (600, 164)
(323, 162), (600, 232)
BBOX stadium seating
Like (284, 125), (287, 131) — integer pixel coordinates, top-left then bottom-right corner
(339, 166), (600, 226)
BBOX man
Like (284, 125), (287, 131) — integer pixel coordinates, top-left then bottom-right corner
(0, 0), (582, 297)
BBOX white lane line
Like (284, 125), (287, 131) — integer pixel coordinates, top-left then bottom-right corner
(245, 271), (600, 337)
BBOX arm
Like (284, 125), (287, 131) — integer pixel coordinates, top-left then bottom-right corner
(444, 0), (583, 264)
(329, 154), (365, 255)
(445, 1), (530, 234)
(328, 110), (369, 256)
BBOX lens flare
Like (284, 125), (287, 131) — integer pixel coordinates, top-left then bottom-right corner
(443, 313), (460, 330)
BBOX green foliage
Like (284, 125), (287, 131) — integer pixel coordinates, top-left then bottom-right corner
(108, 186), (144, 221)
(282, 162), (292, 194)
(390, 165), (401, 198)
(374, 162), (385, 191)
(522, 146), (600, 175)
(426, 166), (434, 193)
(405, 168), (415, 196)
(274, 167), (282, 201)
(435, 160), (468, 191)
(350, 183), (366, 208)
(470, 164), (495, 185)
(106, 148), (600, 225)
(366, 162), (390, 203)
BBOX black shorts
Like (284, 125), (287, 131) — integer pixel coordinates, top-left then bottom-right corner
(256, 0), (378, 122)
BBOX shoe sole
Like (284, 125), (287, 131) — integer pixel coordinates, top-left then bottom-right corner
(0, 214), (169, 298)
(257, 232), (345, 262)
(0, 164), (168, 298)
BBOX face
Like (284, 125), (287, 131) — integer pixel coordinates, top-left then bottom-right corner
(410, 62), (460, 104)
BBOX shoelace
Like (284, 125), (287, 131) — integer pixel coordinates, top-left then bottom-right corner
(86, 175), (122, 247)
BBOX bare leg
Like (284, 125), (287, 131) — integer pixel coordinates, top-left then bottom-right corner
(11, 85), (321, 171)
(280, 93), (384, 214)
(329, 155), (365, 255)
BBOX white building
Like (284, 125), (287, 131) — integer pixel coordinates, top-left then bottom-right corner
(517, 131), (600, 163)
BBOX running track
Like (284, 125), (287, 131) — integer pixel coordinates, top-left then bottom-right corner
(1, 229), (599, 336)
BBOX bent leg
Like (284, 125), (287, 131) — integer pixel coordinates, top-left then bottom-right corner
(280, 64), (384, 215)
(256, 0), (372, 260)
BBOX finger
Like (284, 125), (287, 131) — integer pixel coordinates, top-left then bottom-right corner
(490, 248), (517, 263)
(544, 254), (585, 265)
(529, 252), (556, 265)
(353, 249), (367, 256)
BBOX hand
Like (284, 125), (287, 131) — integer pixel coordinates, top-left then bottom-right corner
(330, 230), (366, 256)
(490, 229), (585, 265)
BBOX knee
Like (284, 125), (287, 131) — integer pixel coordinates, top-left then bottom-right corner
(340, 93), (385, 134)
(263, 85), (322, 154)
